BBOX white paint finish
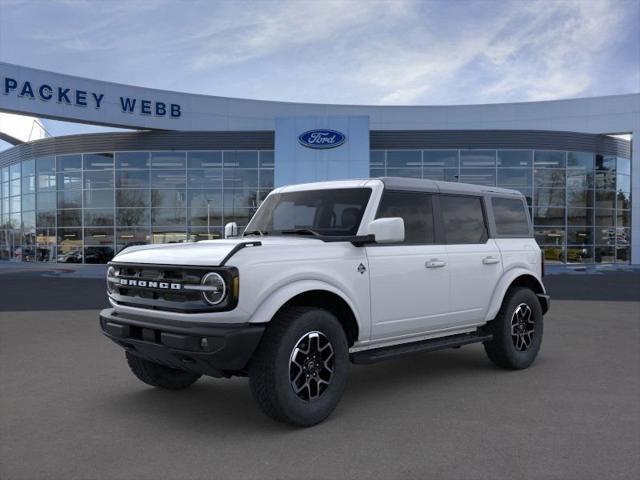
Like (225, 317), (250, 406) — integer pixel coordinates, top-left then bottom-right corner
(446, 240), (503, 324)
(111, 236), (371, 333)
(108, 178), (550, 354)
(366, 217), (405, 243)
(494, 238), (541, 277)
(114, 236), (319, 267)
(484, 267), (545, 322)
(365, 244), (451, 340)
(1, 63), (637, 136)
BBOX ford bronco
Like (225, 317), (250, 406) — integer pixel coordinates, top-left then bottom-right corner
(100, 178), (549, 426)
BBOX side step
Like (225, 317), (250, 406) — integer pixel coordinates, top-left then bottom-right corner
(350, 331), (493, 365)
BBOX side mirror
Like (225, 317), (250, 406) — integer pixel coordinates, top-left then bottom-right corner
(224, 222), (238, 239)
(368, 217), (404, 244)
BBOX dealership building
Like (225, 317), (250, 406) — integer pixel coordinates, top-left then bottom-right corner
(0, 62), (638, 265)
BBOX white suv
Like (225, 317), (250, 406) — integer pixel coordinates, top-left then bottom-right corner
(100, 178), (549, 426)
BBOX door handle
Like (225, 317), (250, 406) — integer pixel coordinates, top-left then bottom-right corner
(482, 256), (500, 265)
(425, 259), (446, 268)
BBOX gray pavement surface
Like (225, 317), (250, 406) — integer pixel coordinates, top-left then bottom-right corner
(1, 270), (639, 479)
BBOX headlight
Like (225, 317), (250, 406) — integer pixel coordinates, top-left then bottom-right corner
(201, 272), (226, 305)
(106, 266), (116, 294)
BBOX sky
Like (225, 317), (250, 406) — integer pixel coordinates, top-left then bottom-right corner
(0, 0), (638, 143)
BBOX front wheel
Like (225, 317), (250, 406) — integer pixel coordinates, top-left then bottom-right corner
(483, 287), (544, 369)
(249, 307), (350, 427)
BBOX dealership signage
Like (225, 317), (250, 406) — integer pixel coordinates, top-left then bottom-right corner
(2, 75), (181, 118)
(298, 129), (346, 149)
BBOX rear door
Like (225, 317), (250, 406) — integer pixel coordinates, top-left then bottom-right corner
(366, 190), (452, 341)
(490, 195), (540, 275)
(440, 194), (503, 325)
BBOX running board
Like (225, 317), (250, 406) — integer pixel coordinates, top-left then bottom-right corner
(350, 332), (493, 365)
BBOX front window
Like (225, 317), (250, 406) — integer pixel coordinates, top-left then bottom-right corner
(245, 188), (371, 237)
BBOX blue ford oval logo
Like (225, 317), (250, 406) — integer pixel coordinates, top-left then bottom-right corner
(298, 129), (346, 149)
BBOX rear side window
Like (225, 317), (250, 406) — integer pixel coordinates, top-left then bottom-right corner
(376, 191), (435, 244)
(440, 195), (487, 244)
(492, 197), (530, 236)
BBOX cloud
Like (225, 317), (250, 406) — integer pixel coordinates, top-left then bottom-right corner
(473, 0), (627, 102)
(186, 0), (413, 71)
(353, 0), (633, 104)
(0, 0), (637, 106)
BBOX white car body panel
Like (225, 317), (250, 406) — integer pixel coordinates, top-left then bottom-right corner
(366, 243), (451, 340)
(446, 239), (503, 325)
(108, 178), (546, 352)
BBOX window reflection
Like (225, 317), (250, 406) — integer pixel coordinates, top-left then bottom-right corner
(535, 151), (566, 168)
(387, 151), (421, 168)
(566, 246), (592, 264)
(460, 151), (495, 167)
(151, 170), (186, 189)
(423, 151), (458, 168)
(117, 208), (150, 226)
(117, 189), (149, 208)
(83, 153), (114, 170)
(534, 228), (565, 245)
(151, 189), (186, 208)
(2, 146), (632, 265)
(458, 168), (495, 185)
(116, 170), (149, 188)
(534, 207), (565, 225)
(567, 227), (593, 245)
(116, 228), (150, 252)
(150, 152), (186, 169)
(498, 151), (532, 168)
(116, 152), (149, 169)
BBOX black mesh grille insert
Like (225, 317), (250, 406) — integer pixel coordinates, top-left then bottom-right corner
(108, 262), (238, 313)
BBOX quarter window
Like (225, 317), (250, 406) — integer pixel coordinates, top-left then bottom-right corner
(440, 195), (487, 244)
(376, 191), (435, 244)
(492, 197), (530, 236)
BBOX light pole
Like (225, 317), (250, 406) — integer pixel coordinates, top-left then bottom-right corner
(207, 200), (211, 237)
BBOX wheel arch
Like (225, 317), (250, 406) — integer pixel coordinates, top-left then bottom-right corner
(248, 280), (362, 347)
(485, 268), (546, 321)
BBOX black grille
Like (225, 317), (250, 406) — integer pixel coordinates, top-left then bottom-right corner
(108, 262), (238, 313)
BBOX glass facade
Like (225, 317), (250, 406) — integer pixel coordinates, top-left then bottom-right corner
(371, 149), (632, 265)
(0, 150), (274, 263)
(0, 147), (632, 265)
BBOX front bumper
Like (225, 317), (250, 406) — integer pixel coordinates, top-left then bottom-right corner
(99, 308), (265, 377)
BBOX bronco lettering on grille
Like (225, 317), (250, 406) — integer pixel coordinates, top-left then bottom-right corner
(118, 278), (182, 290)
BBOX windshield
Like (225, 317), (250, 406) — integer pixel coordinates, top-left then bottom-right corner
(245, 188), (372, 237)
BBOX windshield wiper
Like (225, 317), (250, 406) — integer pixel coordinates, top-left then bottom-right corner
(243, 229), (268, 237)
(280, 228), (321, 237)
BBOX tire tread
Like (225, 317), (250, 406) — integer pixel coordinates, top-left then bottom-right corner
(483, 286), (543, 370)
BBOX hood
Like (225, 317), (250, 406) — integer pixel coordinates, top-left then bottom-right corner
(112, 236), (322, 266)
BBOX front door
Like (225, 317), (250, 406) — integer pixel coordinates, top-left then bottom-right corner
(366, 190), (452, 341)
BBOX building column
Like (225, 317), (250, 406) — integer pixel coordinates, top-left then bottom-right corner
(632, 129), (639, 265)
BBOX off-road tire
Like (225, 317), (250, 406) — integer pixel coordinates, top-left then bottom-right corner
(249, 307), (350, 427)
(126, 352), (202, 389)
(483, 287), (544, 369)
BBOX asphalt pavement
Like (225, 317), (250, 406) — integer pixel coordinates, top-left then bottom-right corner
(1, 268), (639, 479)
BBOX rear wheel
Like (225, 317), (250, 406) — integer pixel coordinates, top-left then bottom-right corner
(483, 287), (543, 369)
(249, 307), (350, 427)
(126, 352), (202, 390)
